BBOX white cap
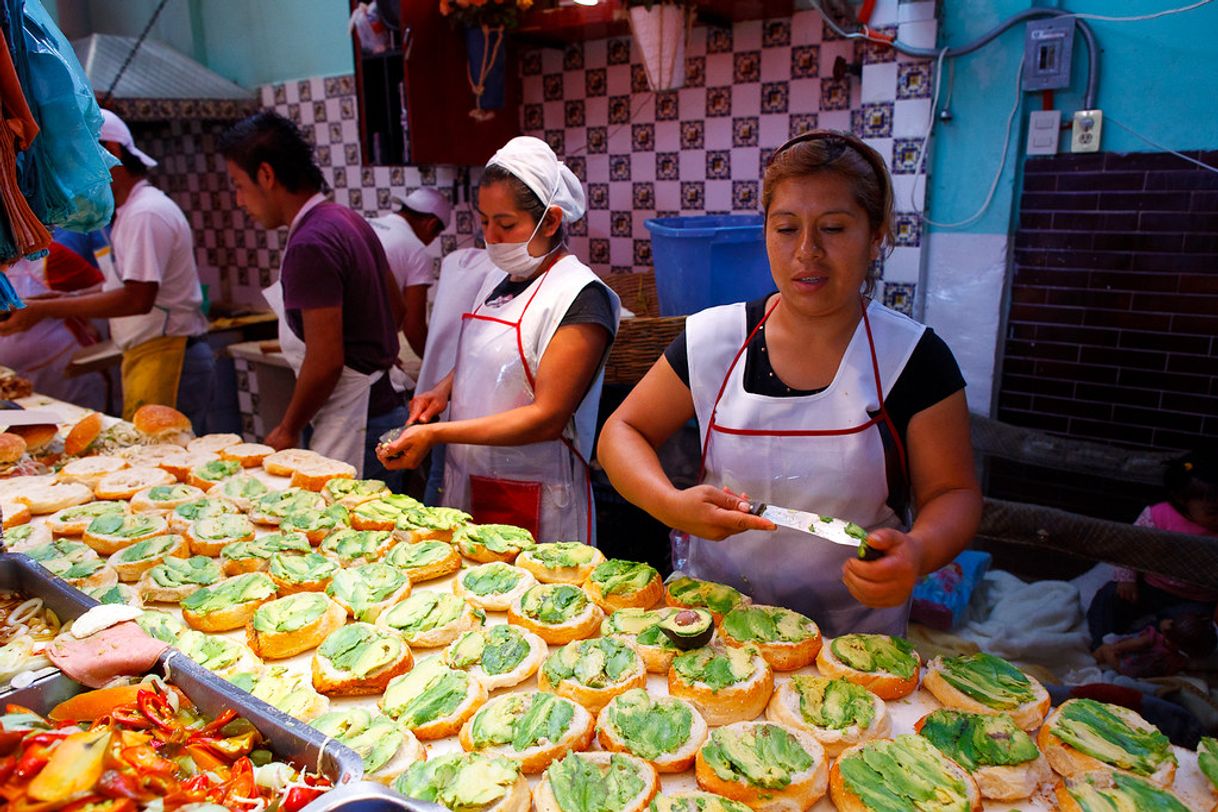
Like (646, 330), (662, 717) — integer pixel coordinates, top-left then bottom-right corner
(393, 188), (452, 228)
(99, 109), (157, 168)
(486, 135), (586, 224)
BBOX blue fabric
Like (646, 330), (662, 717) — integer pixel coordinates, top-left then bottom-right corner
(52, 227), (108, 267)
(176, 339), (216, 435)
(15, 0), (116, 233)
(365, 404), (409, 494)
(424, 444), (447, 506)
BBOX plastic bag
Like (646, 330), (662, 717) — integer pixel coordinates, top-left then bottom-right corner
(349, 2), (390, 55)
(13, 0), (116, 233)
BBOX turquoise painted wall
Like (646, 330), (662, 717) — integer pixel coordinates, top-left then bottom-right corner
(194, 1), (353, 88)
(927, 0), (1218, 235)
(53, 0), (353, 88)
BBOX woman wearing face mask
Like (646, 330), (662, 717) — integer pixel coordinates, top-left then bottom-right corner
(598, 131), (981, 635)
(378, 137), (620, 544)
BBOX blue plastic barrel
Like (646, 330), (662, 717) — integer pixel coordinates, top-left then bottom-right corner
(644, 215), (773, 316)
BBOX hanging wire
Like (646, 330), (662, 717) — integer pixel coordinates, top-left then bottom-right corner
(100, 0), (173, 106)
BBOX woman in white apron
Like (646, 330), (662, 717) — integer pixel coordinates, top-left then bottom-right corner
(378, 137), (620, 544)
(598, 131), (981, 636)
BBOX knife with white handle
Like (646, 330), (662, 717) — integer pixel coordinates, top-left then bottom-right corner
(747, 501), (882, 561)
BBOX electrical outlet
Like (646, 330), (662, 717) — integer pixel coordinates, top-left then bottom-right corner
(1027, 110), (1061, 155)
(1071, 109), (1103, 153)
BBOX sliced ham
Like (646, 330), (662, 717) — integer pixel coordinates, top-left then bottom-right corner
(47, 621), (167, 688)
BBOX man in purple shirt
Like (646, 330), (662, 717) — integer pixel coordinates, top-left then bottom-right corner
(219, 112), (406, 486)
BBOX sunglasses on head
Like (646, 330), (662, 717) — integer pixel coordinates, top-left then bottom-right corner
(768, 129), (891, 201)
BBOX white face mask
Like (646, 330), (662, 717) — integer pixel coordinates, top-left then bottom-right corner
(485, 187), (561, 279)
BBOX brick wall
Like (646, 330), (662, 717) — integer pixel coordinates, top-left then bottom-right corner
(991, 151), (1218, 520)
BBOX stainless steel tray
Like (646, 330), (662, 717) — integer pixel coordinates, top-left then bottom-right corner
(293, 780), (447, 812)
(0, 551), (98, 624)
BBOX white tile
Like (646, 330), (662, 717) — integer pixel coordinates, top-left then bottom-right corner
(655, 121), (680, 151)
(586, 209), (611, 237)
(759, 114), (789, 147)
(585, 154), (609, 181)
(731, 83), (761, 112)
(607, 124), (633, 154)
(654, 180), (682, 212)
(818, 109), (851, 132)
(605, 64), (631, 95)
(704, 117), (732, 150)
(734, 20), (762, 51)
(632, 153), (657, 181)
(609, 236), (633, 266)
(861, 62), (898, 104)
(730, 147), (761, 179)
(899, 1), (937, 23)
(787, 78), (820, 114)
(883, 245), (921, 283)
(584, 39), (606, 68)
(705, 179), (731, 210)
(898, 20), (937, 50)
(891, 173), (926, 212)
(609, 182), (633, 210)
(541, 47), (564, 74)
(893, 98), (932, 138)
(678, 149), (706, 180)
(790, 10), (823, 45)
(704, 53), (733, 85)
(564, 72), (584, 99)
(543, 100), (564, 128)
(760, 47), (790, 82)
(868, 0), (900, 27)
(521, 75), (543, 102)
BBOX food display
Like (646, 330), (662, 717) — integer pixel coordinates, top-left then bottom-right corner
(3, 411), (1214, 812)
(0, 681), (333, 810)
(0, 589), (60, 689)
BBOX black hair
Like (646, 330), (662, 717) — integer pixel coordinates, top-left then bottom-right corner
(479, 164), (564, 250)
(117, 144), (150, 178)
(218, 111), (325, 194)
(1163, 611), (1217, 658)
(1164, 447), (1218, 511)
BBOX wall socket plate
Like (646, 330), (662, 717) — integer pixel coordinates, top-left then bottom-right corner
(1071, 109), (1103, 153)
(1027, 109), (1061, 155)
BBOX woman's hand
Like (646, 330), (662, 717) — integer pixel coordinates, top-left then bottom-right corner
(376, 423), (436, 470)
(408, 386), (450, 425)
(661, 485), (775, 541)
(841, 528), (926, 608)
(1093, 643), (1120, 669)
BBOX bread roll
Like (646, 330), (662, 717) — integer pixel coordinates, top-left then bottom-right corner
(441, 624), (547, 691)
(1055, 770), (1191, 812)
(829, 736), (982, 812)
(517, 542), (606, 585)
(64, 411), (104, 456)
(695, 721), (828, 812)
(133, 405), (193, 446)
(311, 622), (414, 696)
(381, 657), (489, 740)
(456, 561), (537, 612)
(180, 572), (278, 632)
(1038, 698), (1177, 787)
(597, 689), (707, 773)
(668, 643), (773, 726)
(816, 633), (921, 700)
(391, 751), (527, 812)
(535, 751), (658, 812)
(454, 523), (535, 564)
(383, 540), (462, 583)
(766, 675), (890, 758)
(247, 592), (348, 659)
(538, 636), (647, 713)
(583, 560), (663, 612)
(509, 583), (603, 645)
(720, 605), (822, 672)
(923, 652), (1050, 731)
(914, 708), (1052, 801)
(460, 691), (595, 775)
(378, 590), (483, 648)
(664, 576), (750, 624)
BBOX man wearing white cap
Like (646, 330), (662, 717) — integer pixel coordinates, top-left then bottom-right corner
(366, 187), (450, 358)
(0, 109), (213, 431)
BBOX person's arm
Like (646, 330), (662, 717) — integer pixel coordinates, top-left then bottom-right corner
(0, 281), (158, 334)
(378, 323), (611, 468)
(401, 283), (429, 357)
(841, 390), (983, 608)
(383, 266), (405, 329)
(265, 306), (345, 450)
(597, 357), (775, 540)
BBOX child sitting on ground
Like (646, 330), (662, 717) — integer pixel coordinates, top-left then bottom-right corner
(1093, 611), (1217, 678)
(1088, 448), (1218, 651)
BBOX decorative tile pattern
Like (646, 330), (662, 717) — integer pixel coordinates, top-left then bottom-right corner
(882, 282), (916, 315)
(174, 9), (935, 286)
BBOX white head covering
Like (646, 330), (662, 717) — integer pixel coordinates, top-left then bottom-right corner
(486, 136), (585, 223)
(393, 187), (452, 228)
(99, 109), (157, 168)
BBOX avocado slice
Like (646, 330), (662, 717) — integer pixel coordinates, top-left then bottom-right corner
(659, 609), (714, 649)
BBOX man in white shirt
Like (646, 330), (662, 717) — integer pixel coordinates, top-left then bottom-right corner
(0, 110), (213, 431)
(366, 187), (450, 358)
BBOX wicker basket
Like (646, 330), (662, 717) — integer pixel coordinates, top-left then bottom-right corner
(602, 271), (686, 387)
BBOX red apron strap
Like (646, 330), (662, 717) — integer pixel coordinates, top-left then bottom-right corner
(698, 296), (781, 482)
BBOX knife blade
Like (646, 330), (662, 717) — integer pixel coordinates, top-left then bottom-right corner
(747, 501), (882, 561)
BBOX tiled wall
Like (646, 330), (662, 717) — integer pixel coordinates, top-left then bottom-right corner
(139, 5), (938, 315)
(999, 150), (1218, 453)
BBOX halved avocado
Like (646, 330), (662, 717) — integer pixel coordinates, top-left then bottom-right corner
(659, 608), (714, 650)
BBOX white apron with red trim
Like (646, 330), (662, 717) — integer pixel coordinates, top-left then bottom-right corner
(442, 255), (619, 544)
(686, 298), (924, 636)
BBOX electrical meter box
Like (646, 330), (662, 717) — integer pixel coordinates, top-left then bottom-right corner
(1023, 17), (1075, 91)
